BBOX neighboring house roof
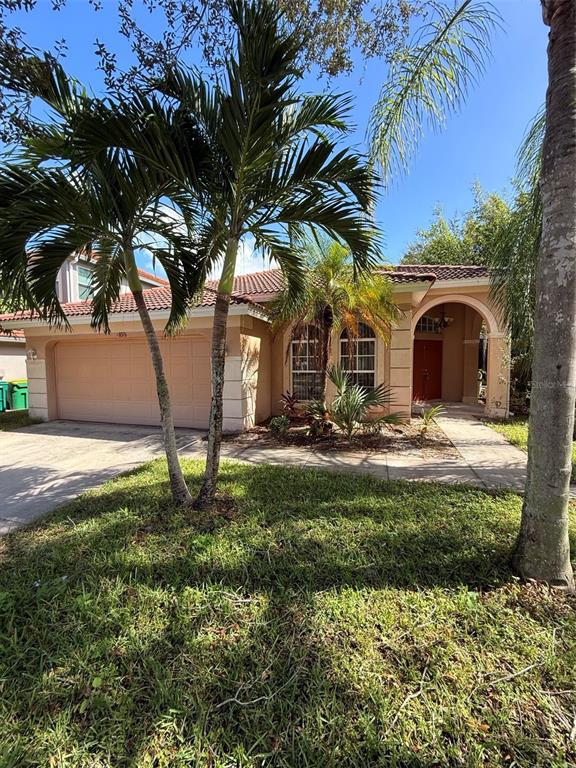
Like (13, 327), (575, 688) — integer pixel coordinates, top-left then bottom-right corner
(0, 285), (264, 325)
(136, 268), (170, 287)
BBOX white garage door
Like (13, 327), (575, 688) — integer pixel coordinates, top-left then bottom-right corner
(55, 336), (211, 428)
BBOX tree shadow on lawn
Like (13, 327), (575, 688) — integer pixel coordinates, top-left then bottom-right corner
(2, 461), (574, 767)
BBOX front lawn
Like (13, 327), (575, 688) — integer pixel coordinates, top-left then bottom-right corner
(486, 416), (576, 481)
(0, 409), (41, 431)
(1, 460), (575, 767)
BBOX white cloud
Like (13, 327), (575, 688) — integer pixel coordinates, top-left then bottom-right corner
(209, 235), (278, 279)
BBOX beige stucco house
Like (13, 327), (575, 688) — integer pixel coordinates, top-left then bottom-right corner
(0, 264), (510, 431)
(0, 329), (26, 382)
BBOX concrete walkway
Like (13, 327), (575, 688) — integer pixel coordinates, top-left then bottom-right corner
(434, 403), (527, 491)
(0, 407), (528, 534)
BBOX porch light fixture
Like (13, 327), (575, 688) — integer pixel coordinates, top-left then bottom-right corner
(26, 348), (38, 360)
(432, 309), (454, 333)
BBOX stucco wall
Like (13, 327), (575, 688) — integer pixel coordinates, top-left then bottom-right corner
(22, 315), (257, 431)
(240, 317), (272, 426)
(0, 342), (27, 382)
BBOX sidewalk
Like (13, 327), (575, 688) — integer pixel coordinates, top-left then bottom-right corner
(220, 403), (527, 491)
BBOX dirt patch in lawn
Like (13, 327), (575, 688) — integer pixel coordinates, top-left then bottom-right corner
(223, 419), (459, 459)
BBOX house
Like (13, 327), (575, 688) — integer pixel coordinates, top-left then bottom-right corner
(0, 264), (510, 431)
(0, 254), (168, 388)
(0, 329), (26, 381)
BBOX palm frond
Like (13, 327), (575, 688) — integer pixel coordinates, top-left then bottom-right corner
(369, 0), (500, 182)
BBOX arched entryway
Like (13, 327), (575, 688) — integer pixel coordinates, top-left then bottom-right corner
(411, 294), (510, 418)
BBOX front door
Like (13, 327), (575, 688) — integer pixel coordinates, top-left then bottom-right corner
(413, 340), (443, 401)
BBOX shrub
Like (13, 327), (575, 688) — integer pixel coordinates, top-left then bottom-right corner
(280, 390), (300, 416)
(304, 400), (333, 438)
(329, 365), (404, 439)
(269, 415), (291, 437)
(419, 404), (446, 438)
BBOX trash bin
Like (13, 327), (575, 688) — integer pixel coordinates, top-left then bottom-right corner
(0, 381), (8, 412)
(8, 379), (28, 410)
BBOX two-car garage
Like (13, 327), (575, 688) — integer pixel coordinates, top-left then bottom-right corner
(53, 335), (212, 428)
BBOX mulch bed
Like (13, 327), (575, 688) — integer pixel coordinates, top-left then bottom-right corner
(223, 419), (459, 459)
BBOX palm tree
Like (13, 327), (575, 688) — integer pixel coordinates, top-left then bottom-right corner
(512, 0), (575, 590)
(0, 69), (211, 506)
(368, 0), (575, 587)
(271, 236), (398, 400)
(155, 0), (380, 509)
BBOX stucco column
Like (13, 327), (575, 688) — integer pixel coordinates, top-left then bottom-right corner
(462, 339), (480, 404)
(485, 332), (511, 418)
(222, 321), (249, 433)
(388, 305), (413, 419)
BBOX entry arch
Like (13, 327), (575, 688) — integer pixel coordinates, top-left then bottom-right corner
(411, 293), (509, 417)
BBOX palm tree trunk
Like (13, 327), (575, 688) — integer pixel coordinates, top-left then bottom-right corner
(513, 0), (575, 590)
(194, 236), (238, 509)
(125, 250), (192, 507)
(320, 306), (334, 401)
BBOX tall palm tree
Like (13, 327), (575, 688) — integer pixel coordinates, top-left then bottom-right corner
(155, 0), (380, 509)
(0, 68), (211, 506)
(369, 0), (575, 587)
(271, 236), (398, 400)
(512, 0), (575, 590)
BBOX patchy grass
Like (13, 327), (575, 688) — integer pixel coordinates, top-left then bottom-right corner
(0, 409), (41, 431)
(486, 416), (576, 481)
(0, 460), (575, 767)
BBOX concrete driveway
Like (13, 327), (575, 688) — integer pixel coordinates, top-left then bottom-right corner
(0, 421), (205, 534)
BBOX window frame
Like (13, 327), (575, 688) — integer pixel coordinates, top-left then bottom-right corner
(415, 314), (437, 334)
(290, 324), (324, 402)
(78, 265), (94, 301)
(339, 322), (377, 390)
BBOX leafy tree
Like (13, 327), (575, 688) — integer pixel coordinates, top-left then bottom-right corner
(272, 236), (398, 400)
(401, 189), (511, 266)
(0, 0), (423, 143)
(150, 1), (380, 510)
(0, 66), (210, 506)
(401, 208), (468, 265)
(488, 110), (543, 383)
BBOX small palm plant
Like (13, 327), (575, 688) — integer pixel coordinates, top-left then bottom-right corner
(328, 364), (403, 439)
(418, 404), (446, 438)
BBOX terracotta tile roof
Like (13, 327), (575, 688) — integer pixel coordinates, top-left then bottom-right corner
(0, 329), (25, 339)
(0, 286), (263, 324)
(181, 264), (489, 304)
(205, 266), (440, 301)
(0, 264), (489, 326)
(391, 264), (488, 280)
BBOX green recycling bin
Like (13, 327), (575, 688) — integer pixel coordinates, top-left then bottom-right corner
(8, 379), (28, 410)
(0, 381), (8, 412)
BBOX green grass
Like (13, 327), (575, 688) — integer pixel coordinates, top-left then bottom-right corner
(1, 460), (575, 767)
(486, 416), (576, 481)
(0, 409), (41, 431)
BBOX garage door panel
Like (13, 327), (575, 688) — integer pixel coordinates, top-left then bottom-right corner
(55, 337), (211, 428)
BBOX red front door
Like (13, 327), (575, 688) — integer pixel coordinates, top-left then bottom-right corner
(413, 340), (443, 401)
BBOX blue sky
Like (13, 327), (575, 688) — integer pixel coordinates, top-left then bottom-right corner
(7, 0), (547, 272)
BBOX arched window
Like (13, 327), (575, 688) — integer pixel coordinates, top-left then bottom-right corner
(415, 314), (437, 333)
(291, 325), (323, 400)
(340, 322), (376, 389)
